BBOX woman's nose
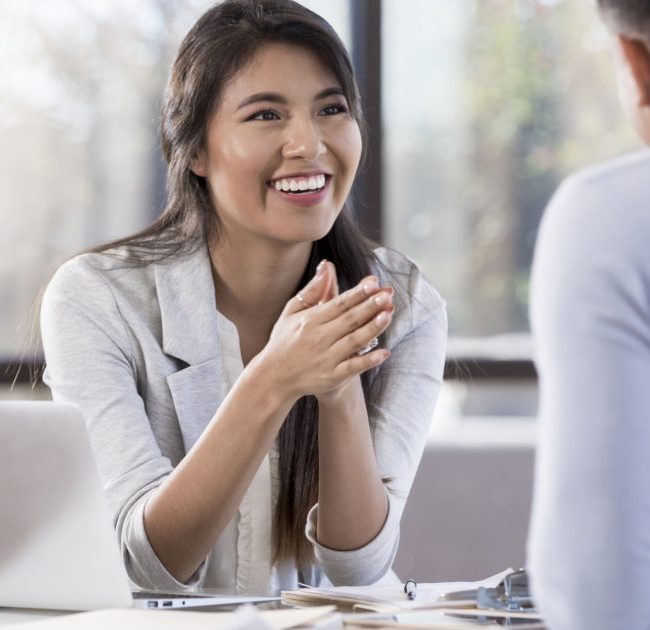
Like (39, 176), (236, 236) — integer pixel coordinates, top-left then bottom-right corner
(282, 117), (326, 161)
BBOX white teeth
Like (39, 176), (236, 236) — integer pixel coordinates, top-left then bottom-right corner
(272, 174), (327, 193)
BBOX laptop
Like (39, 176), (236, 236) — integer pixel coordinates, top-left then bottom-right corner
(0, 400), (278, 611)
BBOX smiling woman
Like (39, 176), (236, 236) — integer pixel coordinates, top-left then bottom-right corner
(39, 0), (447, 594)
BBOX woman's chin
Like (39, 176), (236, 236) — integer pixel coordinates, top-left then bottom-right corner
(271, 217), (338, 244)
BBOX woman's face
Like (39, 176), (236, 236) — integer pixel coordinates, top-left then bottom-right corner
(192, 42), (363, 247)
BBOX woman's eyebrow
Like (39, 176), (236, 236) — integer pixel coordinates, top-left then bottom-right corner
(237, 92), (286, 110)
(236, 86), (345, 110)
(314, 86), (345, 100)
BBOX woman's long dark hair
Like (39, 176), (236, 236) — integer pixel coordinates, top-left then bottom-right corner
(85, 0), (383, 570)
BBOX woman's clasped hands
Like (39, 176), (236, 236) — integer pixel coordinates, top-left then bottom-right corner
(255, 260), (393, 403)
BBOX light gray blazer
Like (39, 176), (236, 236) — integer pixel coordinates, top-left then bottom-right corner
(41, 244), (447, 592)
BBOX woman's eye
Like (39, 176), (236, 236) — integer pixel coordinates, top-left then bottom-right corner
(320, 103), (348, 116)
(248, 110), (280, 121)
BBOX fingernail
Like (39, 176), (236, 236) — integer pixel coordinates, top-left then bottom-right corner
(375, 311), (389, 326)
(315, 259), (327, 281)
(373, 349), (390, 363)
(363, 277), (379, 295)
(374, 293), (387, 306)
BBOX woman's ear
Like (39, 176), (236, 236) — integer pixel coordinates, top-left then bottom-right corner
(617, 34), (650, 107)
(190, 150), (207, 177)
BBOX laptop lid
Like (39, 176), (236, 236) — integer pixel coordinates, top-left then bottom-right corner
(0, 401), (281, 612)
(0, 401), (134, 611)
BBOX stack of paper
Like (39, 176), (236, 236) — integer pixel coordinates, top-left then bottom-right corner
(281, 570), (513, 614)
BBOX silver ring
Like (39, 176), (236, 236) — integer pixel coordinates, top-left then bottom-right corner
(356, 337), (379, 357)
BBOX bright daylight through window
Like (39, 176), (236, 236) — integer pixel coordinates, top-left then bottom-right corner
(0, 0), (639, 364)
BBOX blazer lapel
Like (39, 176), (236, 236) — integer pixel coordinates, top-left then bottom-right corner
(154, 245), (228, 452)
(166, 360), (225, 452)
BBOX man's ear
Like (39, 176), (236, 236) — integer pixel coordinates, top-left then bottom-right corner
(617, 34), (650, 106)
(190, 150), (207, 177)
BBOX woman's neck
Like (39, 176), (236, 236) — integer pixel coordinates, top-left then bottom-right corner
(209, 237), (312, 327)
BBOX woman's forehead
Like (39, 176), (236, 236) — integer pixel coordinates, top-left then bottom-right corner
(219, 42), (342, 109)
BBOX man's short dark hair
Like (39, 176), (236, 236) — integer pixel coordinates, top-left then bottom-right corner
(598, 0), (650, 39)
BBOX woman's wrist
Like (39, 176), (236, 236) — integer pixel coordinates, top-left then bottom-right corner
(244, 351), (301, 411)
(316, 377), (362, 415)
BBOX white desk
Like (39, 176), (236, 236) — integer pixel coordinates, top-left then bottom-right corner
(0, 606), (342, 629)
(0, 608), (68, 626)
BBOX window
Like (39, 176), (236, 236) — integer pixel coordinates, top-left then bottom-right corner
(0, 0), (640, 381)
(382, 0), (639, 338)
(0, 0), (348, 361)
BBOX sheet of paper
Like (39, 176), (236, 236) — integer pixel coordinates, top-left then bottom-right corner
(1, 605), (338, 630)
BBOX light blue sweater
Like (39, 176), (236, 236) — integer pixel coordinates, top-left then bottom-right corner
(528, 150), (650, 630)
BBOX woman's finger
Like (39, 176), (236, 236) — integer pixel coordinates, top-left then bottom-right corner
(320, 286), (393, 344)
(285, 259), (328, 315)
(320, 261), (339, 303)
(311, 273), (382, 324)
(331, 306), (394, 360)
(332, 347), (391, 381)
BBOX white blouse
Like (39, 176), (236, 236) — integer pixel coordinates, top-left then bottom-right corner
(209, 311), (285, 594)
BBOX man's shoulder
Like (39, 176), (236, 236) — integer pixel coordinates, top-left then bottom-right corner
(561, 149), (650, 206)
(546, 150), (650, 242)
(533, 150), (650, 318)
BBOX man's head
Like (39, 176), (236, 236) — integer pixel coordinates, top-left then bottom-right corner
(598, 0), (650, 40)
(598, 0), (650, 144)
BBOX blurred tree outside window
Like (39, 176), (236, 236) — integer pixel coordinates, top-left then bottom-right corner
(383, 0), (639, 338)
(0, 0), (348, 358)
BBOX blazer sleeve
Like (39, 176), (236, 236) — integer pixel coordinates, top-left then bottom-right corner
(41, 256), (208, 591)
(304, 257), (448, 585)
(527, 174), (650, 630)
